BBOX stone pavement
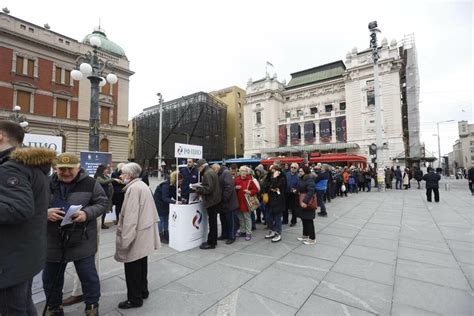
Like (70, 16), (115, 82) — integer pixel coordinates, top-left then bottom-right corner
(37, 178), (473, 315)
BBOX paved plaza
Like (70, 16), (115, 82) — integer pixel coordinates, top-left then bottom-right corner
(37, 179), (473, 315)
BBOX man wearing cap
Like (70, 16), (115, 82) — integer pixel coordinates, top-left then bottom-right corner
(0, 121), (56, 315)
(191, 159), (221, 249)
(43, 152), (108, 316)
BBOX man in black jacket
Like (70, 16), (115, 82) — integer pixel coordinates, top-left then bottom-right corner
(212, 164), (239, 244)
(468, 166), (474, 195)
(422, 167), (441, 202)
(0, 121), (56, 315)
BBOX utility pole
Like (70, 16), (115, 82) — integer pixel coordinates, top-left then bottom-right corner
(157, 93), (163, 181)
(369, 21), (384, 171)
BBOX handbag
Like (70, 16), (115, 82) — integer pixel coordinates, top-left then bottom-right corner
(299, 193), (317, 211)
(262, 192), (269, 205)
(244, 180), (260, 212)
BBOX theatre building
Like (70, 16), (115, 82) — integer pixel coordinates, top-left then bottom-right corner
(244, 35), (421, 167)
(0, 11), (133, 162)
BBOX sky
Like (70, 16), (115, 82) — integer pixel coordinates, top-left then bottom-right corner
(6, 0), (473, 157)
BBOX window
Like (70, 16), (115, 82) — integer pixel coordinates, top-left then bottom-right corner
(16, 56), (24, 74)
(16, 56), (34, 77)
(340, 102), (346, 111)
(27, 59), (34, 77)
(325, 104), (333, 112)
(59, 38), (63, 43)
(240, 144), (244, 150)
(285, 111), (291, 118)
(238, 102), (241, 109)
(17, 91), (31, 113)
(310, 107), (318, 115)
(101, 83), (111, 95)
(100, 106), (110, 124)
(55, 67), (61, 83)
(28, 27), (34, 33)
(20, 24), (26, 30)
(237, 92), (241, 98)
(367, 80), (375, 107)
(297, 109), (304, 117)
(100, 138), (109, 152)
(65, 41), (70, 46)
(286, 97), (290, 101)
(240, 123), (243, 129)
(55, 67), (71, 85)
(256, 112), (261, 124)
(65, 70), (70, 85)
(56, 98), (67, 118)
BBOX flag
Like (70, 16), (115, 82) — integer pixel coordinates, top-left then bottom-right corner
(266, 61), (273, 67)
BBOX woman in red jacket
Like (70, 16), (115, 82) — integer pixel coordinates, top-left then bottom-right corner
(234, 166), (258, 240)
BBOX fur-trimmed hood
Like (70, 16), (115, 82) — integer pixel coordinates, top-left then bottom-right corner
(10, 147), (56, 167)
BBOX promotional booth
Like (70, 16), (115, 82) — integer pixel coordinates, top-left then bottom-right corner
(168, 143), (209, 252)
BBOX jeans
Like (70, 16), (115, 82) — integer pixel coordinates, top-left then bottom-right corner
(43, 255), (100, 308)
(396, 178), (402, 189)
(0, 278), (36, 316)
(124, 256), (148, 305)
(316, 190), (326, 214)
(366, 181), (371, 192)
(302, 219), (315, 240)
(158, 215), (169, 233)
(266, 211), (282, 234)
(220, 210), (236, 240)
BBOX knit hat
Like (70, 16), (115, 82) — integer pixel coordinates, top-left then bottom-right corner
(196, 159), (208, 168)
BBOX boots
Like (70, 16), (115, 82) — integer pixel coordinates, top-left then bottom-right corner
(85, 303), (99, 316)
(45, 306), (64, 316)
(160, 231), (169, 244)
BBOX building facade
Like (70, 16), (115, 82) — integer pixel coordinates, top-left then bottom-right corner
(209, 86), (245, 158)
(133, 92), (227, 169)
(448, 121), (474, 173)
(244, 35), (421, 167)
(0, 12), (133, 163)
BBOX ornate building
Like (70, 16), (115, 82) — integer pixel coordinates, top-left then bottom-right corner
(0, 12), (133, 163)
(245, 35), (421, 167)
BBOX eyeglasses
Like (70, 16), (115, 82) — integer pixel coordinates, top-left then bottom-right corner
(291, 167), (297, 169)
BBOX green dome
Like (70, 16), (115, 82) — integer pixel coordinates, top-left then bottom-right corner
(82, 28), (126, 58)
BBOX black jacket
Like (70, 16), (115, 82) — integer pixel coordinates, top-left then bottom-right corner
(265, 172), (287, 214)
(296, 173), (316, 220)
(153, 180), (177, 217)
(422, 171), (441, 189)
(216, 166), (239, 212)
(0, 147), (55, 289)
(48, 169), (108, 262)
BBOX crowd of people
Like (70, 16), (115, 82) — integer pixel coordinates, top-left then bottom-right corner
(1, 119), (473, 315)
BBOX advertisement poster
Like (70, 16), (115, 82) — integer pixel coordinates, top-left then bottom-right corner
(80, 151), (113, 177)
(290, 123), (301, 145)
(304, 122), (316, 144)
(319, 119), (332, 143)
(23, 134), (63, 154)
(336, 116), (347, 142)
(279, 125), (287, 146)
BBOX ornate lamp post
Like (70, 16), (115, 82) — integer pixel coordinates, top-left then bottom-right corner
(71, 36), (118, 151)
(8, 105), (29, 128)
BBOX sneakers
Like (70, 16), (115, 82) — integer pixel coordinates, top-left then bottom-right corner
(85, 304), (99, 316)
(303, 239), (316, 245)
(271, 233), (281, 242)
(265, 231), (276, 239)
(45, 306), (64, 316)
(245, 234), (252, 241)
(297, 236), (309, 241)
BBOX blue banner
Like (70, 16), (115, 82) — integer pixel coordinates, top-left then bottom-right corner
(80, 151), (113, 177)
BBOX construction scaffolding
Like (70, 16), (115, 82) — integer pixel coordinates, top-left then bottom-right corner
(133, 92), (227, 170)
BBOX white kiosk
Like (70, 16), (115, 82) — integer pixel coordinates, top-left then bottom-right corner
(168, 143), (209, 252)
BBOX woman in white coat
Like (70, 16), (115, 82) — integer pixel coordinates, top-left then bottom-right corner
(115, 162), (161, 309)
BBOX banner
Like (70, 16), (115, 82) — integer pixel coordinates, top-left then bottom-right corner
(319, 119), (332, 143)
(169, 203), (208, 252)
(290, 123), (301, 145)
(304, 122), (316, 144)
(336, 116), (347, 142)
(174, 143), (203, 159)
(279, 125), (287, 146)
(23, 134), (63, 154)
(80, 151), (113, 177)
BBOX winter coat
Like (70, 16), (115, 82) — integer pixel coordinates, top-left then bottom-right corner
(467, 167), (474, 182)
(115, 178), (161, 263)
(180, 166), (198, 201)
(48, 169), (108, 262)
(403, 172), (409, 186)
(153, 180), (177, 217)
(315, 171), (329, 191)
(286, 171), (299, 193)
(216, 166), (239, 212)
(296, 173), (316, 220)
(111, 170), (125, 208)
(235, 175), (258, 212)
(414, 169), (423, 181)
(422, 171), (441, 189)
(0, 148), (55, 289)
(193, 166), (221, 209)
(265, 173), (287, 214)
(95, 174), (114, 212)
(394, 168), (402, 180)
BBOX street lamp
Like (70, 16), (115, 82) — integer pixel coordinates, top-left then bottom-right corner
(8, 105), (29, 128)
(71, 35), (118, 151)
(157, 93), (163, 181)
(436, 120), (455, 169)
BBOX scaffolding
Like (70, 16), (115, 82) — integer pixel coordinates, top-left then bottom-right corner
(134, 92), (227, 169)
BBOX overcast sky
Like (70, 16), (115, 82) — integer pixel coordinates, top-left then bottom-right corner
(8, 0), (473, 157)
